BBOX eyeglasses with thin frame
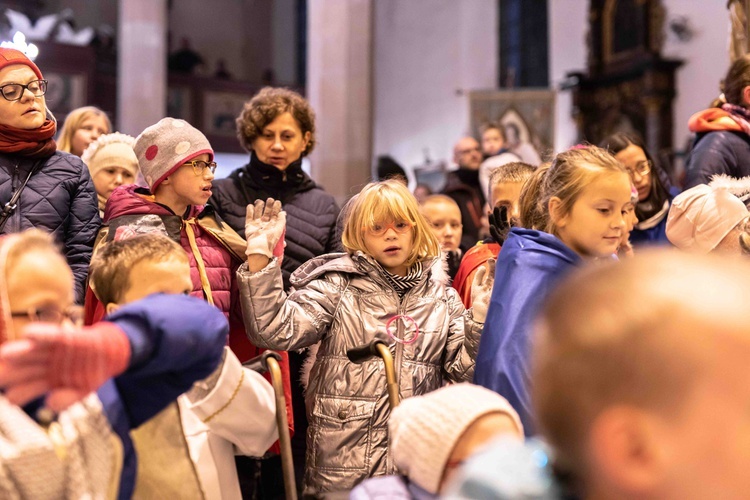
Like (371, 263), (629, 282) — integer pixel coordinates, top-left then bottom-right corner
(10, 305), (84, 327)
(184, 160), (218, 176)
(364, 220), (413, 236)
(625, 160), (651, 180)
(0, 79), (47, 102)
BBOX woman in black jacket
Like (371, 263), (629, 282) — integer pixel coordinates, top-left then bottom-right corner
(0, 48), (99, 303)
(210, 87), (341, 287)
(210, 86), (340, 498)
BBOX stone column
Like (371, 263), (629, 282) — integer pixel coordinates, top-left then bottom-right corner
(306, 0), (373, 204)
(118, 0), (168, 135)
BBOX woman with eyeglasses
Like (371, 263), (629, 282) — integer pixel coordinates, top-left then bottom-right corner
(0, 48), (99, 304)
(601, 133), (680, 246)
(209, 87), (341, 497)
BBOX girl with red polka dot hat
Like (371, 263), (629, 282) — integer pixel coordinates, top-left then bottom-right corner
(82, 117), (294, 451)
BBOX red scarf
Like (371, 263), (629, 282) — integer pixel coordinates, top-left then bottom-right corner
(0, 119), (57, 158)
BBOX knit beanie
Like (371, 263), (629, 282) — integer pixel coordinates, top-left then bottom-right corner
(666, 174), (750, 253)
(389, 383), (523, 494)
(81, 133), (139, 179)
(0, 48), (43, 79)
(133, 118), (213, 190)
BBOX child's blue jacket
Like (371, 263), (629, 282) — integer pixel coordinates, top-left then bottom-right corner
(474, 228), (581, 436)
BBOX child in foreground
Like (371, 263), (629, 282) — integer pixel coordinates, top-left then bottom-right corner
(237, 180), (493, 495)
(0, 229), (226, 499)
(89, 233), (278, 499)
(351, 383), (522, 499)
(448, 250), (750, 499)
(475, 146), (633, 435)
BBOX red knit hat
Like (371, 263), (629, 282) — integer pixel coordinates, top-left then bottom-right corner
(0, 48), (43, 79)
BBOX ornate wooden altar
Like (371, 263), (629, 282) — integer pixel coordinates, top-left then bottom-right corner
(566, 0), (682, 161)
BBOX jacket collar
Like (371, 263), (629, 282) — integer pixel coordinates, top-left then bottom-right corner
(290, 251), (446, 290)
(238, 153), (315, 194)
(103, 184), (205, 223)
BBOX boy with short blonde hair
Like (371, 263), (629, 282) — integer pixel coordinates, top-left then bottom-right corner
(89, 234), (278, 500)
(89, 233), (190, 311)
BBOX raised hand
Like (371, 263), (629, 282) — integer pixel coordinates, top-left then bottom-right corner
(470, 258), (496, 323)
(488, 205), (511, 245)
(245, 197), (287, 259)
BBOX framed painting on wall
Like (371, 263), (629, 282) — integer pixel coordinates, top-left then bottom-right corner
(203, 91), (249, 137)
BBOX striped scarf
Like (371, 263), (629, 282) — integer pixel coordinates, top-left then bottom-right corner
(379, 261), (424, 297)
(723, 103), (750, 135)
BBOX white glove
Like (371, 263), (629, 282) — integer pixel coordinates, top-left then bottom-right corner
(470, 258), (495, 323)
(245, 198), (286, 258)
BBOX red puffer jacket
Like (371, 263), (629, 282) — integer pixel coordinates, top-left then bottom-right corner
(84, 184), (294, 440)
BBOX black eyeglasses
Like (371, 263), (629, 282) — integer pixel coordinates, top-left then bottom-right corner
(184, 160), (217, 176)
(0, 79), (47, 102)
(10, 305), (84, 326)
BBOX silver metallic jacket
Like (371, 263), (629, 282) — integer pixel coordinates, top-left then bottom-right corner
(238, 252), (482, 495)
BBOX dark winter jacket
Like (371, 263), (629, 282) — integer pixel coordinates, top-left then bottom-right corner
(442, 168), (486, 250)
(0, 151), (100, 303)
(685, 131), (750, 188)
(210, 155), (342, 290)
(474, 228), (581, 436)
(685, 107), (750, 188)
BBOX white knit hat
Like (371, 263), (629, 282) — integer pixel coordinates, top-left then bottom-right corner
(133, 118), (213, 190)
(389, 383), (523, 494)
(81, 133), (139, 180)
(666, 174), (750, 253)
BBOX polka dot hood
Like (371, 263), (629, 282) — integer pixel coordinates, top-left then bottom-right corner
(133, 117), (214, 190)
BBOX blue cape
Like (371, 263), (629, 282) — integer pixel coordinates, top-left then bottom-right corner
(474, 228), (581, 436)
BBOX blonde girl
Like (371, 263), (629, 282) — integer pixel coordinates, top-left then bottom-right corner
(237, 179), (494, 495)
(57, 106), (111, 157)
(474, 146), (633, 436)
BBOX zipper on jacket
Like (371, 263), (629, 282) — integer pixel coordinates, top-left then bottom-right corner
(6, 162), (20, 234)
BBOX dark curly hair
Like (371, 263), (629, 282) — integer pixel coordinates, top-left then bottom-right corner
(236, 87), (316, 155)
